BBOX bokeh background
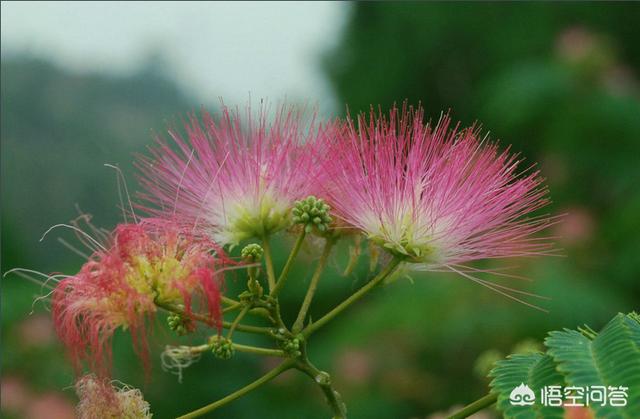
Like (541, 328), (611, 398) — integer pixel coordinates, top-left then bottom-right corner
(2, 2), (639, 418)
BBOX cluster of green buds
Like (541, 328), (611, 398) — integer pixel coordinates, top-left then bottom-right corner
(292, 196), (332, 234)
(281, 334), (303, 357)
(167, 313), (195, 336)
(240, 243), (264, 299)
(241, 243), (264, 261)
(210, 336), (235, 360)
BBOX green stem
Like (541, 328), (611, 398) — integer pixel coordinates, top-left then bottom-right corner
(292, 239), (334, 333)
(302, 257), (401, 337)
(232, 343), (287, 357)
(223, 302), (243, 314)
(221, 296), (240, 306)
(262, 237), (277, 292)
(227, 304), (251, 339)
(156, 302), (273, 336)
(222, 321), (273, 336)
(177, 360), (295, 419)
(270, 230), (306, 297)
(295, 358), (347, 419)
(447, 393), (497, 419)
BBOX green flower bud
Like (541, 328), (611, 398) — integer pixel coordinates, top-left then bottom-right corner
(210, 336), (235, 360)
(293, 196), (333, 235)
(241, 243), (264, 262)
(167, 313), (194, 336)
(281, 334), (304, 357)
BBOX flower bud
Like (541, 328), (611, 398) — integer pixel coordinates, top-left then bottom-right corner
(210, 336), (235, 360)
(241, 243), (264, 262)
(167, 313), (195, 336)
(292, 196), (333, 234)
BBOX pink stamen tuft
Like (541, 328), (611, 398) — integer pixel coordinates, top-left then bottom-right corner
(136, 102), (331, 245)
(319, 103), (556, 269)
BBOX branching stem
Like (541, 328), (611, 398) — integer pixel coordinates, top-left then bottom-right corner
(295, 357), (347, 419)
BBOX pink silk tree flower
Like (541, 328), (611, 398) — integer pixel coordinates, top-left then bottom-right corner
(137, 103), (327, 246)
(320, 104), (555, 272)
(52, 218), (228, 377)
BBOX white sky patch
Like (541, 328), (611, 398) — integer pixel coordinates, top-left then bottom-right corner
(1, 1), (349, 112)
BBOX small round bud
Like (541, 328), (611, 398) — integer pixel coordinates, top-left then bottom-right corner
(167, 313), (194, 336)
(241, 243), (264, 262)
(210, 336), (235, 360)
(281, 334), (304, 356)
(293, 196), (333, 234)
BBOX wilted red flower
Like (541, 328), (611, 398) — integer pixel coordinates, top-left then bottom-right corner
(52, 218), (228, 376)
(75, 375), (151, 419)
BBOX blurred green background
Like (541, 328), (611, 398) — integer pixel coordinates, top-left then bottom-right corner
(2, 3), (639, 418)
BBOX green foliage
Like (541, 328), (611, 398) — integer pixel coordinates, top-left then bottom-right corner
(490, 313), (640, 418)
(491, 354), (564, 419)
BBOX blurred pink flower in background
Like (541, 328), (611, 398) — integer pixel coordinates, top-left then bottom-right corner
(1, 376), (75, 419)
(554, 207), (595, 246)
(18, 314), (56, 348)
(335, 348), (374, 386)
(26, 393), (75, 419)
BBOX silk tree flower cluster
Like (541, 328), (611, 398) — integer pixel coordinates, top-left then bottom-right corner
(27, 102), (555, 418)
(52, 219), (228, 376)
(320, 106), (553, 270)
(137, 105), (326, 246)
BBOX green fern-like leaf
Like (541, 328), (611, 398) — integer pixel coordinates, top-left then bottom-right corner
(488, 313), (639, 419)
(489, 353), (565, 418)
(546, 313), (640, 419)
(624, 312), (640, 349)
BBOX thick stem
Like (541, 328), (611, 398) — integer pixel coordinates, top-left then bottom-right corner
(177, 360), (295, 419)
(292, 239), (334, 333)
(447, 393), (497, 419)
(296, 359), (347, 419)
(270, 230), (306, 297)
(262, 237), (277, 292)
(302, 258), (401, 337)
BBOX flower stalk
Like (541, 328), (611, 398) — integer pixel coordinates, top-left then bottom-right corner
(292, 238), (335, 333)
(302, 257), (402, 337)
(270, 229), (306, 297)
(226, 304), (251, 339)
(447, 393), (497, 419)
(262, 237), (277, 292)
